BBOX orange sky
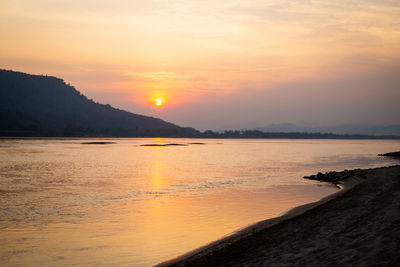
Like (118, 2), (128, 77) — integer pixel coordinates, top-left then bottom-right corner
(1, 0), (400, 129)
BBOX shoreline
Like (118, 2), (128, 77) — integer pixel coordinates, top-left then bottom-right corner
(157, 164), (400, 266)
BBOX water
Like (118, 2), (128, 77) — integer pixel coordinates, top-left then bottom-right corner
(0, 138), (399, 266)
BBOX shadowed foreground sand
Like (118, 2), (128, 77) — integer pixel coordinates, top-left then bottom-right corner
(157, 165), (400, 266)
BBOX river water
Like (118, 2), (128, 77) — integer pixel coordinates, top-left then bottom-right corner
(1, 138), (399, 266)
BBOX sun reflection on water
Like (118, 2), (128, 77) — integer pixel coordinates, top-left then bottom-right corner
(150, 160), (164, 190)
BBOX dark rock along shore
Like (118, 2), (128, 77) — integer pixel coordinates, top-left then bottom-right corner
(379, 151), (400, 158)
(303, 168), (362, 184)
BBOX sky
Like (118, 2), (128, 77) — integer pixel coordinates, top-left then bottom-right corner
(1, 0), (400, 130)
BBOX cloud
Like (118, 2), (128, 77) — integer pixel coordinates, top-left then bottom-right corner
(125, 71), (193, 82)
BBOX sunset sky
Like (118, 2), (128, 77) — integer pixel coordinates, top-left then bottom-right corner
(1, 0), (399, 130)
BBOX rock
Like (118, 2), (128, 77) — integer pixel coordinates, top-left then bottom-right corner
(379, 151), (400, 158)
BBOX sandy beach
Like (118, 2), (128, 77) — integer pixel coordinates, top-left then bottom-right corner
(158, 163), (400, 266)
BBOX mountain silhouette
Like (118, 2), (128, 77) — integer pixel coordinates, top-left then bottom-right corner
(256, 123), (400, 136)
(0, 69), (200, 137)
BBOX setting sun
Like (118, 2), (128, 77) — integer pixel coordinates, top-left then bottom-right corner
(154, 98), (163, 107)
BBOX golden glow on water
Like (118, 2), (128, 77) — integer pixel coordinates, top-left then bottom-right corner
(150, 152), (164, 190)
(1, 139), (400, 266)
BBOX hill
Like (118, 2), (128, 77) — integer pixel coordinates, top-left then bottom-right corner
(0, 69), (200, 137)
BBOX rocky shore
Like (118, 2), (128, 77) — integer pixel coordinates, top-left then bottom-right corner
(303, 168), (363, 184)
(157, 156), (400, 266)
(379, 151), (400, 158)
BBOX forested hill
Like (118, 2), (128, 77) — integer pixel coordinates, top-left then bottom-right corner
(0, 69), (200, 137)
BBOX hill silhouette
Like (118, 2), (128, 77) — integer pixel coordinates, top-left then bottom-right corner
(0, 69), (200, 137)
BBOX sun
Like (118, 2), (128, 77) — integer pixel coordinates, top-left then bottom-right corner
(154, 98), (163, 107)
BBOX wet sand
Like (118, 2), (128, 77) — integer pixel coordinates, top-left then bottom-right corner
(157, 164), (400, 266)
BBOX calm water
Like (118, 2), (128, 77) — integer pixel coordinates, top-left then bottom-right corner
(1, 138), (399, 266)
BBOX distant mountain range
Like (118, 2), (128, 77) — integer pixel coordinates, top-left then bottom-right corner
(256, 123), (400, 136)
(0, 69), (199, 137)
